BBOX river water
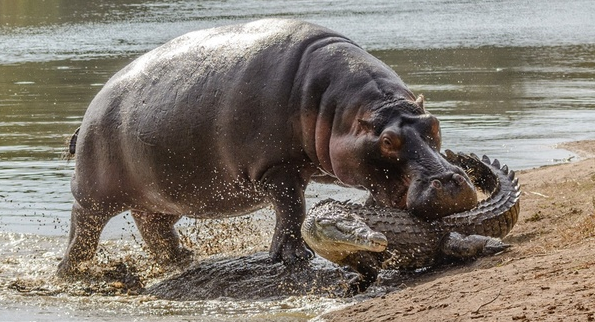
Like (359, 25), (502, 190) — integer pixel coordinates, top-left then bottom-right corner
(1, 0), (594, 321)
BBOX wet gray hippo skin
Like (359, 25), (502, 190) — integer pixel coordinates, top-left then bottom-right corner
(57, 19), (477, 276)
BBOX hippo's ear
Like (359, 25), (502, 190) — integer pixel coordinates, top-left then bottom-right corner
(415, 94), (425, 111)
(357, 119), (375, 133)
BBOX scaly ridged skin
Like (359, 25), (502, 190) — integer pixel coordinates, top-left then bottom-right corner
(438, 151), (521, 239)
(303, 151), (521, 293)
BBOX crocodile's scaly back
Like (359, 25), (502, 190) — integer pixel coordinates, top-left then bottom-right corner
(317, 201), (444, 269)
(303, 152), (521, 294)
(440, 151), (521, 239)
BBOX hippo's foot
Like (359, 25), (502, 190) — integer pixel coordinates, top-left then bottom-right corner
(56, 201), (114, 279)
(55, 258), (100, 280)
(156, 246), (194, 270)
(55, 259), (80, 279)
(131, 211), (194, 269)
(269, 236), (313, 265)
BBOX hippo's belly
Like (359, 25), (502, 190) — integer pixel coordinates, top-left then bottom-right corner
(131, 175), (270, 219)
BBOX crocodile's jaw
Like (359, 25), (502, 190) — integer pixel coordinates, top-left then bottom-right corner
(301, 212), (388, 263)
(304, 233), (388, 264)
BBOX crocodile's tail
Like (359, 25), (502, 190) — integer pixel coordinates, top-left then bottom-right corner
(440, 151), (521, 239)
(62, 127), (80, 161)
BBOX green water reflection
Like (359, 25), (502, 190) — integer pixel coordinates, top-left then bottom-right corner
(0, 0), (146, 27)
(0, 57), (131, 160)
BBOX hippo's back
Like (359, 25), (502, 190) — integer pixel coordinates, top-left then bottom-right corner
(81, 19), (350, 143)
(88, 19), (345, 121)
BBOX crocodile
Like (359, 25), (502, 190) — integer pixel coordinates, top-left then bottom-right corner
(301, 151), (521, 294)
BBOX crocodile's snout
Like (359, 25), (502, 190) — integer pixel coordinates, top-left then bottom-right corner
(365, 231), (388, 251)
(302, 208), (389, 263)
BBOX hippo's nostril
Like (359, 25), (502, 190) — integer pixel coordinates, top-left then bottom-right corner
(452, 173), (466, 185)
(431, 179), (442, 189)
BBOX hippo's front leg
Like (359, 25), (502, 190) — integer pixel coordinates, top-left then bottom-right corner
(262, 165), (314, 264)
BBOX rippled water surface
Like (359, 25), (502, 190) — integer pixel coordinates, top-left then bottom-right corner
(1, 0), (595, 321)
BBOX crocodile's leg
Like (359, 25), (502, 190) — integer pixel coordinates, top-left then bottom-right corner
(342, 251), (380, 295)
(440, 232), (510, 259)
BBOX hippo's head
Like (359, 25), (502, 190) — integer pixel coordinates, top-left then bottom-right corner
(328, 95), (477, 220)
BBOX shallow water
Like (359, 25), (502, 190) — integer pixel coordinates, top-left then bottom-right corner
(1, 0), (595, 321)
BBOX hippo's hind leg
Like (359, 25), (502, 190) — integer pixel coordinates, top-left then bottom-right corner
(131, 211), (193, 268)
(57, 201), (114, 277)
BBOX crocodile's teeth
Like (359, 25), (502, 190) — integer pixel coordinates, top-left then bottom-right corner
(371, 231), (388, 242)
(359, 232), (388, 252)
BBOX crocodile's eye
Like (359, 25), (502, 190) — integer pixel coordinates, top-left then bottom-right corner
(316, 218), (334, 226)
(354, 227), (370, 236)
(336, 221), (353, 232)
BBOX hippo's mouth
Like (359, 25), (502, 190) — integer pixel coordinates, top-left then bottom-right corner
(390, 187), (408, 209)
(370, 177), (411, 209)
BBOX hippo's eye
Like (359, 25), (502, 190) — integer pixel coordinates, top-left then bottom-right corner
(381, 134), (402, 151)
(382, 137), (391, 147)
(380, 133), (403, 160)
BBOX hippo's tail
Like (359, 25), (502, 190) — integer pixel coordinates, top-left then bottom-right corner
(62, 127), (80, 161)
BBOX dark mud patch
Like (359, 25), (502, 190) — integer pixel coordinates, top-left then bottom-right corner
(145, 252), (441, 302)
(146, 252), (357, 300)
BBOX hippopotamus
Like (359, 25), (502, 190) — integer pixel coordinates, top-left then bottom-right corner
(56, 18), (477, 276)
